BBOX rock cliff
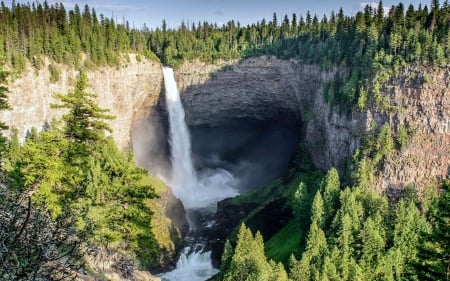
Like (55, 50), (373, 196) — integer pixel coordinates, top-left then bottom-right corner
(1, 54), (163, 149)
(173, 58), (449, 192)
(176, 57), (365, 174)
(3, 55), (448, 195)
(373, 67), (450, 194)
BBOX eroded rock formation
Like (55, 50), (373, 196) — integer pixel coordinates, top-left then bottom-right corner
(1, 54), (163, 149)
(3, 55), (448, 196)
(174, 58), (449, 193)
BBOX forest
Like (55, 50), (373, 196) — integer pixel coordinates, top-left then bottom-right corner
(0, 0), (449, 280)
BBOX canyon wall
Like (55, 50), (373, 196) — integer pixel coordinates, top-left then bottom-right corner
(373, 67), (450, 194)
(2, 55), (448, 193)
(174, 58), (449, 192)
(1, 54), (163, 149)
(175, 57), (366, 174)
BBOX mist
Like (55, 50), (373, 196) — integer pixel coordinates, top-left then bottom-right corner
(132, 112), (171, 182)
(190, 118), (300, 192)
(132, 114), (300, 196)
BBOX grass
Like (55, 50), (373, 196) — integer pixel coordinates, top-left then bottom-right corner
(265, 220), (302, 265)
(224, 163), (325, 266)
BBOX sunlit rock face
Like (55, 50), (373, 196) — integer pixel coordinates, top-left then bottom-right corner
(2, 55), (163, 150)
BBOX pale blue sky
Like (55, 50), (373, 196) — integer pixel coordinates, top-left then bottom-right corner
(5, 0), (429, 29)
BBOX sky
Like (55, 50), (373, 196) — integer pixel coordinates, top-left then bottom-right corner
(4, 0), (430, 30)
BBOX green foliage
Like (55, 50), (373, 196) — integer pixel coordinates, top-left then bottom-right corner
(5, 73), (159, 269)
(11, 51), (26, 73)
(320, 167), (341, 228)
(0, 68), (83, 279)
(310, 192), (324, 228)
(52, 72), (114, 149)
(265, 221), (301, 265)
(48, 63), (60, 83)
(0, 2), (153, 70)
(218, 224), (287, 281)
(396, 124), (411, 149)
(285, 169), (428, 281)
(0, 65), (10, 151)
(415, 180), (450, 280)
(219, 164), (443, 281)
(291, 182), (311, 224)
(289, 221), (327, 281)
(353, 122), (395, 189)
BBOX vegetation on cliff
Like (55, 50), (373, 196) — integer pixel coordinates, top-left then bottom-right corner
(0, 69), (162, 279)
(0, 0), (449, 280)
(216, 165), (449, 281)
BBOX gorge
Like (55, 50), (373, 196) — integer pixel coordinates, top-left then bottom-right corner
(2, 55), (449, 279)
(4, 56), (445, 195)
(1, 2), (449, 279)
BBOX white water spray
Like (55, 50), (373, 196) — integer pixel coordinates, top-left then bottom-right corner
(160, 67), (238, 281)
(162, 67), (237, 209)
(163, 67), (198, 208)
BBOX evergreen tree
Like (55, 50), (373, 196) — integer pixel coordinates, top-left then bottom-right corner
(291, 181), (310, 225)
(52, 72), (114, 159)
(321, 167), (340, 228)
(311, 191), (324, 228)
(222, 224), (273, 281)
(0, 65), (10, 153)
(415, 180), (450, 280)
(290, 221), (327, 281)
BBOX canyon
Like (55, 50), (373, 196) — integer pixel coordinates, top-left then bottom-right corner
(2, 55), (449, 200)
(1, 55), (449, 279)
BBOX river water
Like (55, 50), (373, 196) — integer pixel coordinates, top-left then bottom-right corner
(159, 67), (238, 281)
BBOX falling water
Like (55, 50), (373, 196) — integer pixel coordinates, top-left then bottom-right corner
(163, 67), (198, 208)
(162, 67), (238, 209)
(160, 67), (238, 281)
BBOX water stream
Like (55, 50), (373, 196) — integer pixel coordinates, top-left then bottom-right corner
(159, 67), (238, 281)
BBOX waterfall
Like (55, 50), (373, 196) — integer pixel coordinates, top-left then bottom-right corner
(160, 67), (238, 281)
(163, 67), (198, 208)
(162, 67), (238, 210)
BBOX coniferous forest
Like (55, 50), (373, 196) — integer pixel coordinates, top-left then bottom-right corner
(0, 1), (449, 280)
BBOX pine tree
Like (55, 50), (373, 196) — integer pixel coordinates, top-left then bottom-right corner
(0, 65), (10, 152)
(222, 224), (271, 281)
(290, 221), (328, 281)
(311, 191), (324, 228)
(291, 181), (310, 225)
(415, 180), (450, 280)
(52, 72), (114, 157)
(321, 168), (340, 228)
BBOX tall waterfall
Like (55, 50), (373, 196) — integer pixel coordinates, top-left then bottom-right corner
(162, 67), (238, 210)
(160, 67), (238, 281)
(163, 67), (198, 208)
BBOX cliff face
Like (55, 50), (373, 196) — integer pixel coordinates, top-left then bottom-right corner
(3, 55), (448, 194)
(176, 57), (366, 174)
(1, 54), (163, 149)
(174, 58), (449, 192)
(373, 67), (450, 194)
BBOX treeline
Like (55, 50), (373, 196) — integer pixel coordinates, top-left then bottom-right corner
(150, 1), (449, 67)
(0, 1), (154, 71)
(2, 1), (448, 109)
(149, 1), (449, 110)
(0, 68), (159, 279)
(216, 169), (450, 281)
